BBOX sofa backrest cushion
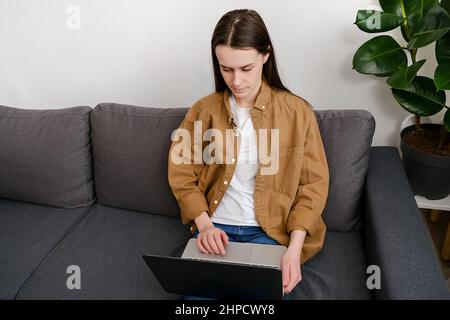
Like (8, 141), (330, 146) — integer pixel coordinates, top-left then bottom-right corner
(91, 103), (375, 231)
(90, 103), (184, 218)
(0, 105), (95, 208)
(316, 109), (375, 231)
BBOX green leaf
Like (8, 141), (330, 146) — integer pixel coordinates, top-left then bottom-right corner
(440, 0), (450, 14)
(379, 0), (424, 40)
(444, 108), (450, 132)
(408, 1), (440, 35)
(422, 0), (439, 9)
(436, 31), (450, 63)
(434, 62), (450, 89)
(408, 5), (450, 48)
(353, 35), (407, 76)
(391, 76), (446, 115)
(387, 60), (426, 88)
(407, 1), (425, 36)
(379, 0), (403, 17)
(355, 10), (404, 33)
(379, 0), (424, 17)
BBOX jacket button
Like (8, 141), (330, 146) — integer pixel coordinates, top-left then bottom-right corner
(213, 200), (218, 204)
(262, 105), (265, 109)
(224, 180), (228, 185)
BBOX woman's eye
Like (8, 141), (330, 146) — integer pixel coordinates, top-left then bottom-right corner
(222, 68), (251, 72)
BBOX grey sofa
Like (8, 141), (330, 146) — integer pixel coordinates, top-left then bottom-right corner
(0, 102), (449, 300)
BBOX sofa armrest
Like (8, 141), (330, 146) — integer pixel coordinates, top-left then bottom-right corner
(364, 146), (450, 299)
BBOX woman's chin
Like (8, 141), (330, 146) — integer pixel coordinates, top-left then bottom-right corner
(233, 89), (247, 96)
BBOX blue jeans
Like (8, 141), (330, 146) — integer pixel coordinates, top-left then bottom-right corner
(183, 223), (279, 300)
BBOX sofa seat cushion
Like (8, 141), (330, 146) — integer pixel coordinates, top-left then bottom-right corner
(17, 202), (373, 299)
(285, 229), (374, 300)
(17, 204), (191, 300)
(0, 198), (91, 300)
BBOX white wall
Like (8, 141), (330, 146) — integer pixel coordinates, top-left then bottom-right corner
(0, 0), (448, 147)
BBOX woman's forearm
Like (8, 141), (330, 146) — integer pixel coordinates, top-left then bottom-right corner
(194, 211), (214, 232)
(288, 229), (307, 252)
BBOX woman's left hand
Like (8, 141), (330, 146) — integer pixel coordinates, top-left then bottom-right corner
(280, 248), (302, 294)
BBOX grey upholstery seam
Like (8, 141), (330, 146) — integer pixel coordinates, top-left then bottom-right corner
(92, 108), (187, 118)
(0, 111), (91, 120)
(14, 205), (95, 300)
(86, 112), (95, 206)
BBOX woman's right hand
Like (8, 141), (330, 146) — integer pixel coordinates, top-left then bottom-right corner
(197, 225), (229, 255)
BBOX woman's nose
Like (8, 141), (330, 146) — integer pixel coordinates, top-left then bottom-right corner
(232, 73), (241, 86)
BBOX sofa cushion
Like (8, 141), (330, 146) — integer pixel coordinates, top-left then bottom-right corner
(90, 103), (187, 218)
(285, 230), (373, 300)
(0, 104), (95, 208)
(16, 203), (191, 300)
(0, 198), (91, 300)
(316, 110), (375, 231)
(90, 103), (374, 231)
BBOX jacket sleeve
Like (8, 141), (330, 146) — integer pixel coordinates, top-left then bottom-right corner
(286, 108), (329, 235)
(167, 101), (209, 225)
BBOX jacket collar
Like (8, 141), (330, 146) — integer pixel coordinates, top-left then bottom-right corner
(223, 77), (271, 119)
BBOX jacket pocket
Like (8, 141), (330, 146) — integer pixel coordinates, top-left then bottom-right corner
(273, 146), (302, 196)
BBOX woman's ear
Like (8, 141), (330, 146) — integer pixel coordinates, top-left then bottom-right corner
(263, 51), (270, 64)
(263, 45), (271, 64)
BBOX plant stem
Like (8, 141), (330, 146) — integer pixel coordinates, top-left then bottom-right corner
(410, 48), (417, 64)
(414, 114), (422, 135)
(410, 49), (420, 137)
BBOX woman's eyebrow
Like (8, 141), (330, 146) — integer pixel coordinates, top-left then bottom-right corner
(220, 63), (255, 69)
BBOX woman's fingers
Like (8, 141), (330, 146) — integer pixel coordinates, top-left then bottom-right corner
(281, 260), (290, 289)
(196, 235), (208, 253)
(213, 232), (226, 255)
(220, 230), (229, 246)
(286, 264), (295, 293)
(207, 233), (220, 254)
(197, 227), (229, 255)
(286, 263), (300, 294)
(201, 234), (213, 253)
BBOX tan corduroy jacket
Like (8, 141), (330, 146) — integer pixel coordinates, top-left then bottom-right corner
(167, 78), (329, 263)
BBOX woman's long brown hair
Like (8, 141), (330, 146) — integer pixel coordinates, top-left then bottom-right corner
(211, 9), (292, 94)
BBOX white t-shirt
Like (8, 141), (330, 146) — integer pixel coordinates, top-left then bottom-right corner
(210, 94), (260, 226)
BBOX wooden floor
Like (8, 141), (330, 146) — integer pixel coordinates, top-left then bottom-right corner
(420, 208), (450, 290)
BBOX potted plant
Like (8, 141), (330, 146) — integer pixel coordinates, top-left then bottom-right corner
(352, 0), (450, 200)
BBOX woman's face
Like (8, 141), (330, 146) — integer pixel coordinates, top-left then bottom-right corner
(215, 45), (269, 103)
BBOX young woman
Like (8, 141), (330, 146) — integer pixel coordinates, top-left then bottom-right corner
(168, 9), (329, 298)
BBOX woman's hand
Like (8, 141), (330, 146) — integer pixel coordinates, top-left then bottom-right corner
(281, 229), (306, 295)
(194, 211), (229, 255)
(281, 247), (302, 294)
(197, 225), (229, 255)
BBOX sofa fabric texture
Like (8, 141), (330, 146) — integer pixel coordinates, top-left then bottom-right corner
(0, 102), (448, 300)
(0, 105), (95, 208)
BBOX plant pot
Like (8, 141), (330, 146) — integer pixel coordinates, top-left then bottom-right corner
(400, 123), (450, 200)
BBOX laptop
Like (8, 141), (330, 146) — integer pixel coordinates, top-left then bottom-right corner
(143, 239), (287, 300)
